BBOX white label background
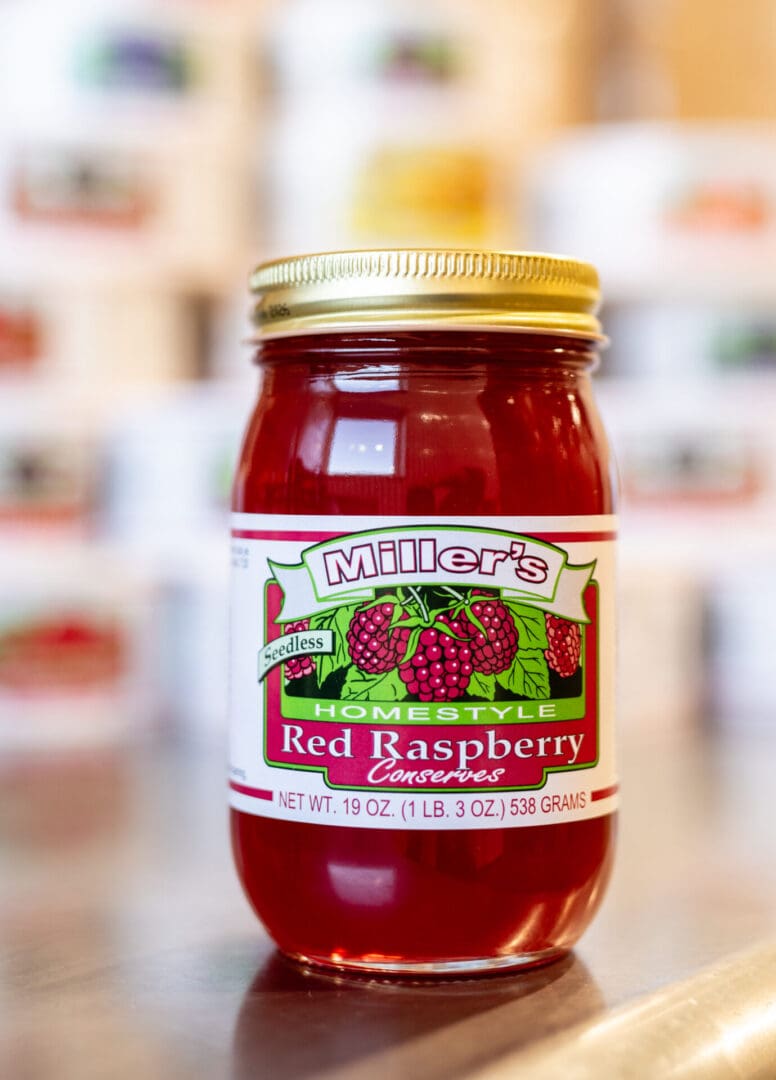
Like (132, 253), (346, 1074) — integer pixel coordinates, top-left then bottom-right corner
(229, 514), (618, 830)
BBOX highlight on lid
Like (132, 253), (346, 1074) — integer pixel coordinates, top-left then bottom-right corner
(249, 248), (603, 340)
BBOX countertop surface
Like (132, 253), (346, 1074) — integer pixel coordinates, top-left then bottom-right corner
(2, 724), (776, 1080)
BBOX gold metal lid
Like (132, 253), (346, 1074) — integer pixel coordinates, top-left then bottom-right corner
(250, 249), (603, 340)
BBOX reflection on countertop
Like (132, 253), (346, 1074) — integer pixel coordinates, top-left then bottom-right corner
(1, 725), (775, 1079)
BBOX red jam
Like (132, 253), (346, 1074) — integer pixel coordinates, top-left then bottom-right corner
(230, 322), (616, 975)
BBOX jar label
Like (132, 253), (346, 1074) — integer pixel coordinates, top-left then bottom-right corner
(229, 514), (617, 830)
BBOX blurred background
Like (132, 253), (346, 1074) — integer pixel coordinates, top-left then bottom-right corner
(0, 0), (774, 760)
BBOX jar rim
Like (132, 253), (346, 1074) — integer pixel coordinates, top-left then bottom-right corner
(249, 249), (603, 341)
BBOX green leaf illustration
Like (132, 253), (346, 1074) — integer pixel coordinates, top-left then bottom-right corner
(316, 651), (338, 686)
(496, 648), (551, 700)
(468, 670), (496, 699)
(504, 603), (549, 651)
(308, 604), (355, 669)
(341, 665), (406, 702)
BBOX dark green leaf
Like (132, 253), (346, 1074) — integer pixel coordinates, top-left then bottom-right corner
(505, 603), (549, 651)
(496, 648), (551, 700)
(332, 605), (356, 666)
(468, 670), (496, 699)
(309, 604), (356, 670)
(340, 665), (406, 702)
(316, 651), (337, 688)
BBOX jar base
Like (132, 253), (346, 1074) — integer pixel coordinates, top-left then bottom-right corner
(284, 945), (568, 979)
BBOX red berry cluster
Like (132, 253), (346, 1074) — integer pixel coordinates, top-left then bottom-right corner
(460, 592), (519, 675)
(544, 615), (581, 677)
(346, 603), (410, 674)
(398, 615), (473, 702)
(283, 619), (316, 680)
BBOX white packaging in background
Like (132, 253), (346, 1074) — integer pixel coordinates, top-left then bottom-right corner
(706, 575), (776, 730)
(154, 540), (230, 742)
(0, 136), (247, 293)
(97, 384), (251, 741)
(0, 280), (197, 387)
(261, 0), (512, 254)
(597, 378), (776, 519)
(263, 92), (509, 256)
(604, 301), (776, 380)
(267, 0), (599, 137)
(0, 0), (252, 289)
(618, 556), (704, 732)
(528, 125), (776, 301)
(0, 541), (157, 750)
(0, 386), (97, 536)
(99, 383), (251, 550)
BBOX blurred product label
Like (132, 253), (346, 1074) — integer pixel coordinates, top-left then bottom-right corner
(268, 0), (476, 95)
(351, 146), (494, 244)
(711, 321), (776, 371)
(263, 0), (510, 253)
(664, 181), (771, 233)
(0, 543), (155, 750)
(0, 302), (43, 369)
(368, 32), (463, 84)
(604, 302), (776, 378)
(529, 127), (776, 296)
(619, 431), (762, 507)
(0, 613), (125, 693)
(75, 29), (196, 94)
(11, 148), (152, 229)
(229, 514), (618, 831)
(0, 441), (92, 526)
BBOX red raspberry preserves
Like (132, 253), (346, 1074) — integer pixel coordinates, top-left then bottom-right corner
(229, 249), (617, 976)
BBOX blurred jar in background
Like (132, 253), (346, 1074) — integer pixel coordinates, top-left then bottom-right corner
(0, 543), (154, 753)
(261, 0), (601, 254)
(0, 388), (95, 536)
(262, 0), (506, 253)
(0, 0), (252, 290)
(99, 385), (251, 740)
(0, 285), (197, 389)
(529, 125), (776, 297)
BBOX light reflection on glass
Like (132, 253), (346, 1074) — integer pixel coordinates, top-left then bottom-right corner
(333, 369), (400, 393)
(327, 418), (398, 476)
(327, 862), (398, 907)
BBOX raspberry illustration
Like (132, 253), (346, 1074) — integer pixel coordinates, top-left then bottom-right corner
(398, 613), (473, 702)
(346, 603), (410, 674)
(283, 619), (316, 680)
(459, 591), (519, 675)
(544, 615), (582, 677)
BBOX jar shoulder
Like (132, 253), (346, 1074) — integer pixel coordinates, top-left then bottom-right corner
(233, 366), (615, 516)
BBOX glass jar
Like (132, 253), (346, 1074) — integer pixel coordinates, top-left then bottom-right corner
(229, 249), (617, 976)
